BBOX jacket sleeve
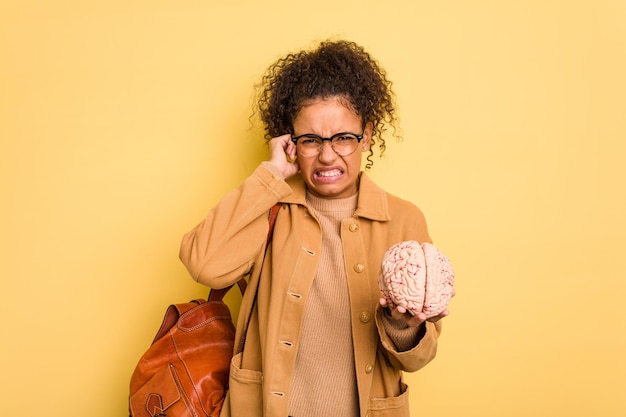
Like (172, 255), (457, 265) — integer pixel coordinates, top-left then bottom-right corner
(375, 306), (442, 372)
(372, 195), (441, 372)
(179, 164), (292, 288)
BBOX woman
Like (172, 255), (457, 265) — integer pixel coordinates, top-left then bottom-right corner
(180, 40), (450, 417)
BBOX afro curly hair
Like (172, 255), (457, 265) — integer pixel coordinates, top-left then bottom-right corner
(255, 39), (399, 169)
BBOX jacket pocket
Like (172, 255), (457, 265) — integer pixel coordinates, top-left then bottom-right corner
(367, 383), (410, 417)
(224, 352), (263, 417)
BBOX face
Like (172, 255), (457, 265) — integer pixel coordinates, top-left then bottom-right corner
(292, 97), (372, 199)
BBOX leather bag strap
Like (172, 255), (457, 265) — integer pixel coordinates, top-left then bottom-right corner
(235, 203), (280, 354)
(207, 278), (247, 302)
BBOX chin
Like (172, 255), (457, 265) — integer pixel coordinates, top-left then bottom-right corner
(312, 186), (354, 199)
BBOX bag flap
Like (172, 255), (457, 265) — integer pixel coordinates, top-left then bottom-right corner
(129, 365), (181, 416)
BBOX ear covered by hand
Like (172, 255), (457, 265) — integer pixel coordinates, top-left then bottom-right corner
(267, 134), (299, 180)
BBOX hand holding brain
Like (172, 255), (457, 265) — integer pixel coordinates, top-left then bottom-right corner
(379, 241), (455, 318)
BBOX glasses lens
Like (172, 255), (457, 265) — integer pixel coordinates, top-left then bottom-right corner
(296, 135), (324, 157)
(331, 133), (359, 156)
(294, 133), (360, 156)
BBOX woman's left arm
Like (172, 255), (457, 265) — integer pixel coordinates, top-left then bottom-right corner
(375, 305), (444, 372)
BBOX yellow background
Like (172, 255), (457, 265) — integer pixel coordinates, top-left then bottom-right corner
(2, 1), (625, 416)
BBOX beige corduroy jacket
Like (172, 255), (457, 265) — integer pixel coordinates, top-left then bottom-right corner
(180, 165), (442, 417)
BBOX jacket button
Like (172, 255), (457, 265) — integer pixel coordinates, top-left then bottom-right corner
(365, 363), (374, 373)
(354, 263), (365, 273)
(359, 311), (371, 323)
(349, 223), (359, 232)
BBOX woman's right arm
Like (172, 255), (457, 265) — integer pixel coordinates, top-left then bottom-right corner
(179, 164), (292, 288)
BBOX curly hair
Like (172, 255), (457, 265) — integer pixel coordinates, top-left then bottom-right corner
(255, 39), (399, 169)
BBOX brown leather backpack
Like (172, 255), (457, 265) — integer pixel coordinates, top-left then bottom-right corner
(129, 204), (280, 417)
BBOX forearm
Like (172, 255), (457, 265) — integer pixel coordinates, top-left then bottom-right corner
(375, 305), (441, 372)
(179, 164), (291, 286)
(379, 309), (426, 352)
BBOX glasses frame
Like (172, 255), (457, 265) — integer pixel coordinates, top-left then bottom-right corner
(290, 130), (365, 157)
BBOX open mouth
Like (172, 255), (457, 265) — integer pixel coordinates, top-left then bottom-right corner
(315, 168), (343, 180)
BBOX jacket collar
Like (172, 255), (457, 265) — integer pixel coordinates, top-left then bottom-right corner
(282, 172), (390, 221)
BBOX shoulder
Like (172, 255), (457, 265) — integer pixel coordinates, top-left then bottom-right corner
(361, 175), (431, 243)
(360, 172), (426, 218)
(386, 191), (429, 228)
(385, 190), (423, 213)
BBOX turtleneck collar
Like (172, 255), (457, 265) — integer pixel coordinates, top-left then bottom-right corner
(282, 171), (391, 221)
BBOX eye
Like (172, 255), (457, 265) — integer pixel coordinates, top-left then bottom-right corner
(298, 135), (322, 145)
(334, 134), (357, 142)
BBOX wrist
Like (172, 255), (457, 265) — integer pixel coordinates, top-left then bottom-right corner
(261, 161), (285, 179)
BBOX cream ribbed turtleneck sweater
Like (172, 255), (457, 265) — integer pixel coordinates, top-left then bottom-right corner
(288, 192), (360, 417)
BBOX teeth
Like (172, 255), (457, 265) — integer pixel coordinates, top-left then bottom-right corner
(317, 169), (342, 177)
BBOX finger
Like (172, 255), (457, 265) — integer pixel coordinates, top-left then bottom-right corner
(415, 311), (427, 321)
(427, 309), (450, 323)
(268, 135), (290, 162)
(286, 140), (297, 162)
(269, 134), (290, 151)
(276, 133), (292, 147)
(391, 310), (404, 321)
(406, 314), (426, 327)
(409, 311), (426, 324)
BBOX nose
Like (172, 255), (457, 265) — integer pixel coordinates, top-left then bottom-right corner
(318, 140), (337, 163)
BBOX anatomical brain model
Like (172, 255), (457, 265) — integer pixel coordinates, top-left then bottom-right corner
(379, 241), (455, 318)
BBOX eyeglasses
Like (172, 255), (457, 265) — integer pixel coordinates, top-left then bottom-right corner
(291, 131), (364, 157)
